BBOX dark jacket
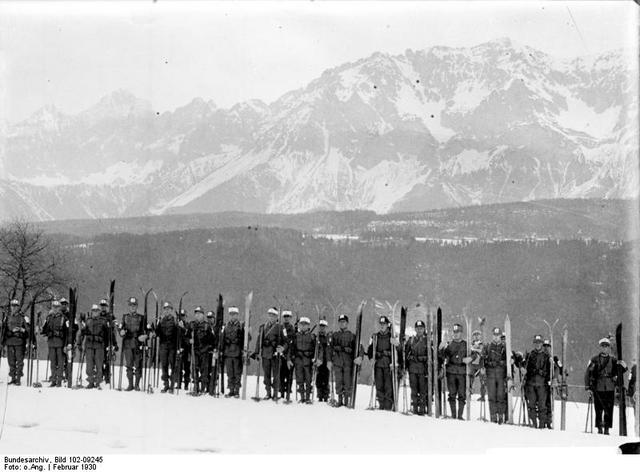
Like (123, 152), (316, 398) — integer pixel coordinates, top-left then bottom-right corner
(192, 320), (214, 354)
(367, 330), (393, 369)
(156, 314), (178, 347)
(291, 330), (316, 366)
(222, 319), (244, 358)
(255, 321), (286, 360)
(2, 313), (28, 346)
(405, 333), (429, 374)
(82, 317), (109, 349)
(585, 353), (622, 392)
(440, 339), (468, 375)
(317, 332), (329, 365)
(329, 329), (357, 367)
(121, 312), (145, 350)
(524, 349), (551, 386)
(481, 341), (507, 375)
(42, 312), (67, 348)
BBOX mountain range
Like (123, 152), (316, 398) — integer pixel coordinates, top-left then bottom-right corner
(1, 38), (637, 221)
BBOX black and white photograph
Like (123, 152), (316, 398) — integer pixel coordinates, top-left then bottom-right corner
(0, 0), (639, 462)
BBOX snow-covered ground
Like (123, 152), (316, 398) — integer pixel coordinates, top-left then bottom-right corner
(0, 361), (636, 454)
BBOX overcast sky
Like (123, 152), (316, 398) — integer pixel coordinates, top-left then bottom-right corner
(0, 1), (637, 123)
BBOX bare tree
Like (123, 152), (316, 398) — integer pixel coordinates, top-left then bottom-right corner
(0, 220), (69, 312)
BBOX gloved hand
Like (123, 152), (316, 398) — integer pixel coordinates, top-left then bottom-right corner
(11, 327), (21, 333)
(327, 361), (333, 371)
(189, 338), (194, 344)
(390, 337), (399, 347)
(480, 367), (486, 376)
(618, 360), (627, 369)
(119, 329), (126, 337)
(276, 346), (285, 355)
(178, 321), (185, 328)
(287, 360), (293, 369)
(463, 356), (472, 364)
(353, 356), (362, 366)
(177, 348), (183, 354)
(65, 344), (72, 352)
(438, 340), (447, 350)
(81, 321), (86, 329)
(212, 351), (219, 360)
(314, 359), (322, 367)
(138, 334), (148, 342)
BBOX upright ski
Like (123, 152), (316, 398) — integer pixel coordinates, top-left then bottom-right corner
(108, 280), (115, 389)
(349, 301), (365, 409)
(615, 323), (627, 436)
(504, 315), (514, 424)
(435, 307), (442, 417)
(463, 311), (472, 421)
(399, 306), (408, 414)
(241, 291), (253, 400)
(560, 326), (568, 430)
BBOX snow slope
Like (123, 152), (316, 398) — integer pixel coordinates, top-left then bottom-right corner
(0, 362), (634, 454)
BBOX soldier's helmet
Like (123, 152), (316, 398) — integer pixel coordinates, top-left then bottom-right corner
(194, 306), (204, 314)
(533, 334), (543, 344)
(319, 319), (328, 327)
(163, 302), (173, 310)
(267, 307), (279, 316)
(282, 310), (292, 318)
(472, 329), (481, 336)
(492, 327), (501, 336)
(299, 316), (310, 324)
(99, 299), (109, 306)
(206, 311), (214, 318)
(543, 339), (551, 347)
(452, 323), (462, 333)
(598, 337), (611, 347)
(91, 304), (100, 311)
(338, 314), (349, 323)
(415, 320), (425, 328)
(128, 297), (138, 305)
(59, 297), (68, 305)
(10, 299), (19, 306)
(228, 306), (239, 314)
(378, 315), (390, 325)
(52, 300), (61, 307)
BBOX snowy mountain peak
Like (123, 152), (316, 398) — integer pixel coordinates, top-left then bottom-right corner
(1, 39), (637, 221)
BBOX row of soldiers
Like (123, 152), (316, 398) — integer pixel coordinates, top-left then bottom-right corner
(1, 298), (636, 433)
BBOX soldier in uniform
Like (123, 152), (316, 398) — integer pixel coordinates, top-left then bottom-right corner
(279, 310), (295, 399)
(119, 297), (149, 391)
(480, 327), (507, 423)
(405, 320), (428, 415)
(191, 306), (214, 395)
(59, 297), (79, 384)
(328, 314), (357, 407)
(2, 299), (28, 385)
(81, 304), (109, 389)
(523, 334), (551, 428)
(289, 316), (315, 403)
(41, 300), (66, 387)
(156, 302), (178, 393)
(222, 306), (245, 398)
(440, 323), (470, 419)
(366, 315), (398, 411)
(584, 337), (627, 434)
(251, 307), (286, 400)
(175, 309), (191, 391)
(542, 339), (557, 428)
(98, 299), (117, 385)
(314, 319), (330, 402)
(205, 310), (218, 395)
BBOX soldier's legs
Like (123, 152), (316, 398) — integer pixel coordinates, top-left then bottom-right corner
(294, 359), (304, 397)
(183, 353), (191, 389)
(95, 348), (104, 386)
(133, 348), (143, 389)
(494, 372), (506, 420)
(316, 365), (329, 400)
(279, 359), (290, 395)
(418, 372), (427, 413)
(600, 391), (614, 429)
(304, 363), (312, 399)
(334, 365), (345, 397)
(342, 362), (353, 398)
(124, 347), (135, 387)
(7, 346), (17, 380)
(409, 372), (419, 411)
(536, 385), (548, 428)
(262, 357), (273, 395)
(593, 390), (605, 428)
(86, 348), (95, 384)
(446, 373), (458, 417)
(486, 374), (498, 421)
(456, 374), (466, 419)
(102, 347), (111, 383)
(382, 366), (393, 410)
(54, 347), (65, 386)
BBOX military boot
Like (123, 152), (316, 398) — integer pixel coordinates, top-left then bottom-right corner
(448, 400), (457, 419)
(457, 401), (465, 420)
